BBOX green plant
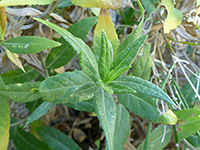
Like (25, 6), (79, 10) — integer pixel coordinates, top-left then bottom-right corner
(1, 0), (200, 150)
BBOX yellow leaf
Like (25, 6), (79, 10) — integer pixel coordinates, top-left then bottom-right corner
(0, 0), (55, 6)
(93, 9), (119, 60)
(0, 7), (7, 41)
(71, 0), (126, 9)
(5, 48), (25, 72)
(162, 0), (183, 34)
(162, 110), (178, 125)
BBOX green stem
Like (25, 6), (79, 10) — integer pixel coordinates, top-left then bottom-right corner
(144, 121), (152, 150)
(171, 78), (189, 109)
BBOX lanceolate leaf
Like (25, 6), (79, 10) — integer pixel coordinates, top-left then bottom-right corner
(0, 66), (38, 85)
(0, 7), (7, 41)
(175, 109), (200, 142)
(65, 99), (95, 112)
(0, 0), (55, 6)
(34, 18), (100, 81)
(37, 126), (80, 150)
(94, 88), (116, 150)
(114, 104), (130, 150)
(46, 17), (98, 69)
(137, 125), (171, 150)
(162, 0), (183, 34)
(12, 127), (50, 150)
(93, 9), (119, 61)
(39, 70), (98, 103)
(24, 102), (52, 128)
(129, 43), (152, 80)
(0, 97), (10, 150)
(98, 31), (113, 82)
(107, 35), (147, 82)
(0, 82), (40, 102)
(108, 76), (176, 106)
(117, 0), (144, 52)
(118, 94), (177, 124)
(3, 36), (61, 54)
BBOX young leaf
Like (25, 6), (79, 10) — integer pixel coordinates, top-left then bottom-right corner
(0, 0), (55, 6)
(37, 126), (80, 150)
(108, 76), (176, 106)
(129, 43), (152, 80)
(114, 104), (130, 150)
(71, 0), (125, 9)
(46, 17), (98, 69)
(175, 109), (200, 142)
(107, 35), (148, 82)
(94, 88), (116, 150)
(118, 94), (177, 125)
(24, 102), (52, 128)
(98, 31), (113, 82)
(162, 0), (183, 34)
(0, 82), (40, 102)
(0, 97), (10, 150)
(34, 18), (100, 81)
(117, 0), (144, 52)
(3, 36), (61, 54)
(93, 9), (119, 60)
(12, 127), (50, 150)
(137, 125), (171, 150)
(39, 70), (98, 103)
(5, 47), (25, 72)
(0, 66), (38, 85)
(0, 7), (6, 41)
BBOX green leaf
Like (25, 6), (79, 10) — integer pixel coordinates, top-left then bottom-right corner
(46, 17), (98, 69)
(26, 99), (43, 114)
(181, 75), (199, 108)
(141, 0), (159, 14)
(34, 18), (100, 81)
(0, 97), (10, 150)
(107, 35), (147, 82)
(57, 0), (73, 7)
(3, 36), (60, 54)
(0, 82), (40, 102)
(39, 70), (98, 103)
(162, 0), (183, 33)
(108, 76), (176, 106)
(117, 0), (144, 52)
(65, 99), (95, 112)
(12, 127), (50, 150)
(137, 125), (171, 150)
(175, 109), (200, 142)
(98, 31), (113, 82)
(94, 88), (116, 150)
(0, 0), (54, 6)
(37, 126), (80, 150)
(24, 102), (52, 128)
(0, 66), (38, 85)
(118, 94), (177, 124)
(114, 104), (130, 150)
(129, 43), (152, 80)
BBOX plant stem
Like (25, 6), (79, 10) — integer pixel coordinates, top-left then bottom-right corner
(42, 0), (60, 19)
(144, 121), (152, 150)
(10, 118), (28, 128)
(172, 124), (179, 150)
